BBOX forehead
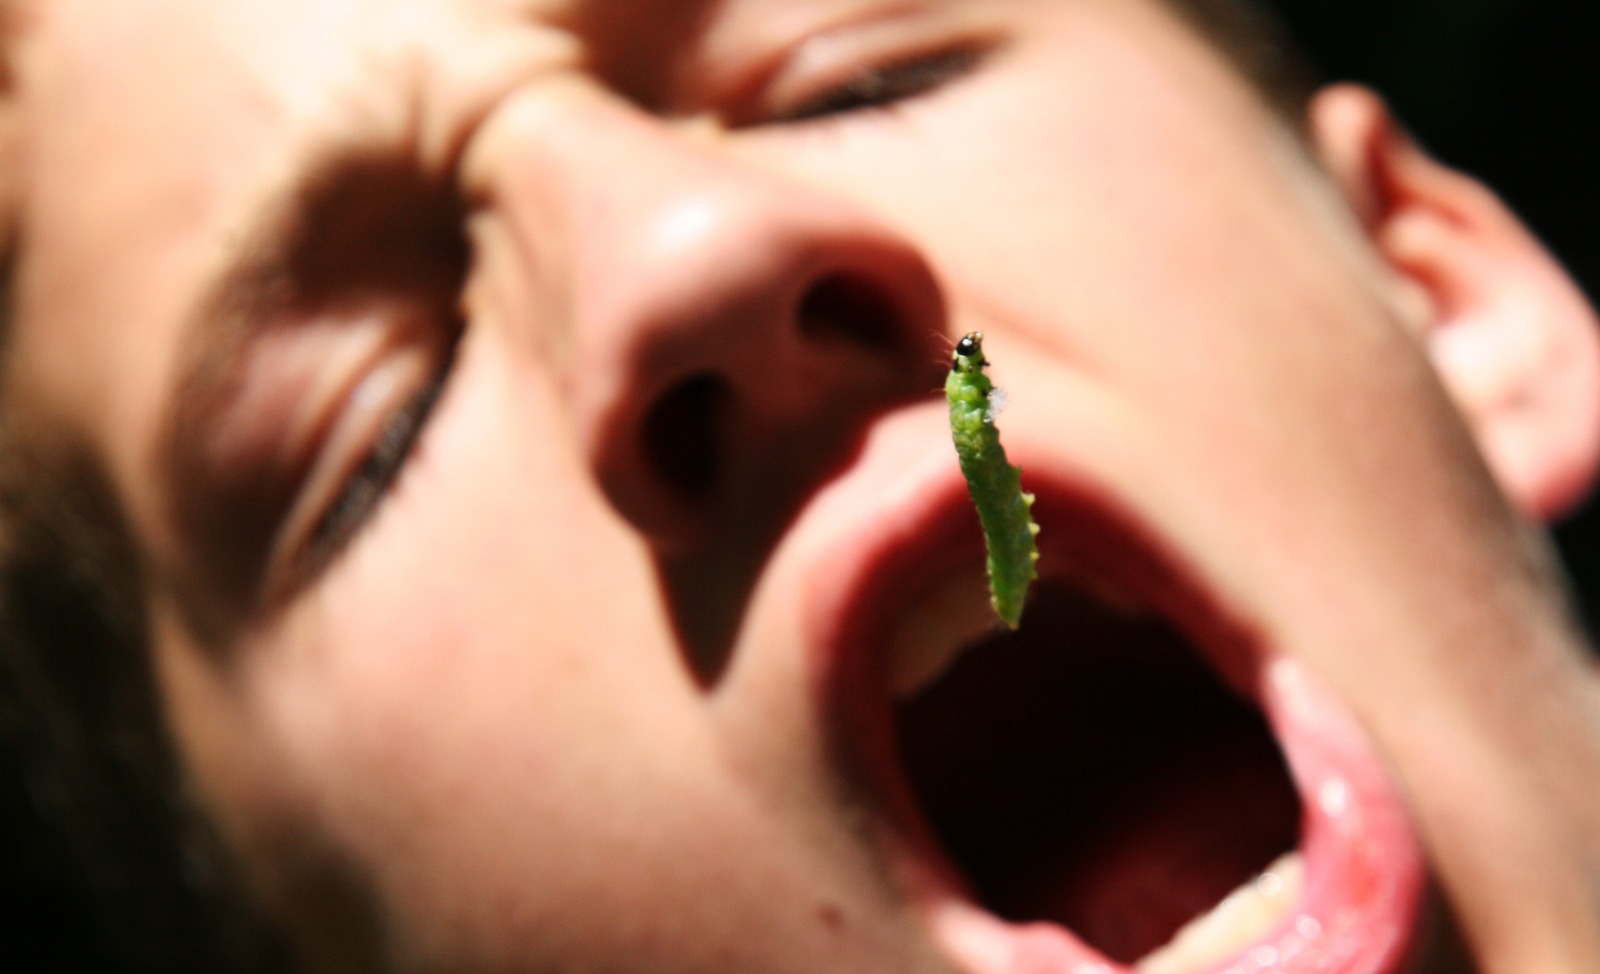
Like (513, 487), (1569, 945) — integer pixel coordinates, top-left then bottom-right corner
(10, 0), (1227, 141)
(4, 0), (1056, 222)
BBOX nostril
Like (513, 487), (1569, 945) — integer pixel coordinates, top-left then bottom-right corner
(798, 273), (906, 351)
(641, 372), (733, 500)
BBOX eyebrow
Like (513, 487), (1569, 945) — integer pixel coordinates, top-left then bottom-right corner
(158, 145), (470, 621)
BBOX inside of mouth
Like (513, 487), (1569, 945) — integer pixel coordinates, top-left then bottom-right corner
(894, 578), (1302, 964)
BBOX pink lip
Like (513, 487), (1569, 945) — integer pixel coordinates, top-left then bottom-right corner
(801, 435), (1427, 974)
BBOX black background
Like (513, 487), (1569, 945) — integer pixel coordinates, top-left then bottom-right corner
(1274, 0), (1600, 631)
(3, 3), (1600, 969)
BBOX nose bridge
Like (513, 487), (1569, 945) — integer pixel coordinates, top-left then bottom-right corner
(575, 162), (834, 397)
(562, 103), (918, 393)
(472, 84), (936, 392)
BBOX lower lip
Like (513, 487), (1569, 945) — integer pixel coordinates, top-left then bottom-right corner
(807, 475), (1427, 974)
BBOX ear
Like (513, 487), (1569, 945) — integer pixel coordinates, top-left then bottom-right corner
(1309, 83), (1600, 521)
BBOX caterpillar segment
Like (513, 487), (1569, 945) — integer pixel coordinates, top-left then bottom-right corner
(945, 332), (1040, 629)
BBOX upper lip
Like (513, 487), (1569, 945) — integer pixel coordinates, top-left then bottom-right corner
(796, 406), (1428, 974)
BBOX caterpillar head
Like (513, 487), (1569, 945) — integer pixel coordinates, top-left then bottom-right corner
(951, 331), (989, 375)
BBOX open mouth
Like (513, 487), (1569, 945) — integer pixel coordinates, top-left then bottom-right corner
(894, 574), (1303, 969)
(816, 475), (1427, 974)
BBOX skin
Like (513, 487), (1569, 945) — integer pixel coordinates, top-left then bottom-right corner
(2, 0), (1600, 971)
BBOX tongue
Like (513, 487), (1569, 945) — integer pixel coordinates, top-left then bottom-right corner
(1011, 734), (1301, 963)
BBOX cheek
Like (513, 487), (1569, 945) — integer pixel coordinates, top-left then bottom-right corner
(771, 11), (1443, 491)
(238, 347), (735, 950)
(750, 3), (1321, 390)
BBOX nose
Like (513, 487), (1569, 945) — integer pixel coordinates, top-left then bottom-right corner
(578, 174), (948, 547)
(470, 87), (947, 674)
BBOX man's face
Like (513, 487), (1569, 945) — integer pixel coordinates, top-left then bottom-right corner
(7, 0), (1600, 971)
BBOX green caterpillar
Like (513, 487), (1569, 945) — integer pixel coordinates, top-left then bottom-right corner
(946, 332), (1039, 629)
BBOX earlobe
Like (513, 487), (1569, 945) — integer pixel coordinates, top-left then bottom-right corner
(1310, 84), (1600, 520)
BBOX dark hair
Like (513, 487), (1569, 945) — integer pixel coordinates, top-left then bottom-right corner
(0, 416), (290, 971)
(0, 1), (1321, 970)
(1164, 0), (1322, 127)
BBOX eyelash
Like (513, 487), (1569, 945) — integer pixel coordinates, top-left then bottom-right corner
(300, 364), (450, 579)
(778, 45), (985, 123)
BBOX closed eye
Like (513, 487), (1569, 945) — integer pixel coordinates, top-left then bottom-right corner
(264, 156), (470, 598)
(779, 45), (987, 123)
(166, 147), (471, 618)
(301, 365), (451, 579)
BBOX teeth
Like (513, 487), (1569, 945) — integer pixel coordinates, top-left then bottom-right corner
(885, 567), (996, 698)
(1137, 853), (1304, 974)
